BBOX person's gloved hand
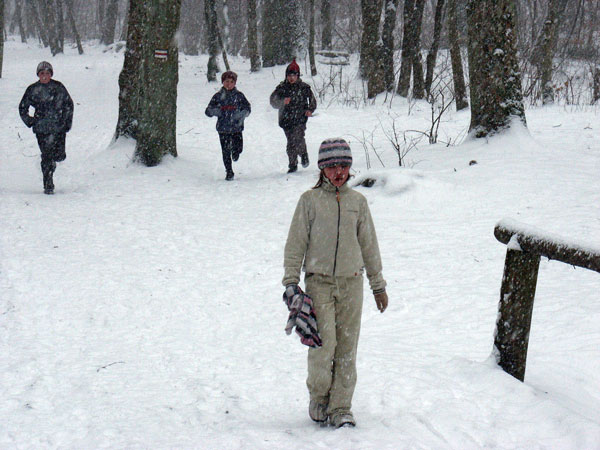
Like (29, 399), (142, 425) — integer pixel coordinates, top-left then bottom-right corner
(283, 284), (303, 311)
(374, 290), (388, 313)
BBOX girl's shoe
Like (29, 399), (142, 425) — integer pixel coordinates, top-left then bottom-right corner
(330, 411), (356, 428)
(308, 400), (328, 423)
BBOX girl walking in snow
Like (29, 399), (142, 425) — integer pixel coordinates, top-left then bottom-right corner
(205, 71), (251, 181)
(282, 138), (388, 428)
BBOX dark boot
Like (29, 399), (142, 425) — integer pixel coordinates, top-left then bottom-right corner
(225, 171), (235, 181)
(287, 165), (298, 173)
(301, 153), (310, 168)
(43, 163), (55, 194)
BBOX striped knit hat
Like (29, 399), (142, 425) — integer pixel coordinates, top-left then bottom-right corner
(317, 138), (352, 169)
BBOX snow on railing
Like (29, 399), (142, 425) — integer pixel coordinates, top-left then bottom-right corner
(492, 218), (600, 382)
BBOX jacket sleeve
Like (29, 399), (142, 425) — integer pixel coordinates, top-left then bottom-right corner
(357, 198), (386, 292)
(270, 85), (285, 109)
(240, 93), (251, 117)
(61, 84), (74, 132)
(205, 93), (221, 117)
(18, 87), (35, 128)
(283, 194), (311, 286)
(306, 85), (317, 113)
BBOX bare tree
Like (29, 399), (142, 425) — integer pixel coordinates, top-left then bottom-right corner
(115, 0), (145, 139)
(205, 0), (219, 81)
(308, 0), (317, 76)
(424, 0), (445, 98)
(321, 0), (332, 49)
(101, 0), (118, 45)
(56, 0), (64, 53)
(262, 0), (300, 67)
(14, 0), (27, 43)
(64, 0), (83, 54)
(535, 0), (570, 104)
(180, 0), (201, 55)
(447, 0), (467, 110)
(466, 0), (525, 137)
(0, 0), (4, 78)
(247, 0), (260, 71)
(397, 0), (425, 97)
(381, 0), (400, 92)
(410, 0), (426, 99)
(359, 0), (383, 79)
(135, 0), (181, 166)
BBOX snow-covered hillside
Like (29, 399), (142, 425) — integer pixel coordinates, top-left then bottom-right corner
(1, 39), (599, 448)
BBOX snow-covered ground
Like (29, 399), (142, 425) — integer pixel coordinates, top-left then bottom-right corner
(1, 39), (599, 449)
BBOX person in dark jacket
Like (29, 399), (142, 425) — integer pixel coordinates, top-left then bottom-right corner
(19, 61), (74, 195)
(205, 71), (251, 181)
(270, 60), (317, 173)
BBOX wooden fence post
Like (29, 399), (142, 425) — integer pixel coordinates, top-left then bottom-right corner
(493, 248), (541, 381)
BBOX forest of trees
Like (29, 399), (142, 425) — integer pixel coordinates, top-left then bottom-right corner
(2, 0), (600, 160)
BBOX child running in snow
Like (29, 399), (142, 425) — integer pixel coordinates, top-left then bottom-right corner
(270, 60), (316, 173)
(205, 71), (251, 181)
(282, 138), (389, 428)
(19, 61), (74, 195)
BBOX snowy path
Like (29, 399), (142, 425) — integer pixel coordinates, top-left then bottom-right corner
(1, 40), (599, 448)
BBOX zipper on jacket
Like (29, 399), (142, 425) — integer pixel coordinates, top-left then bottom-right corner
(333, 188), (341, 276)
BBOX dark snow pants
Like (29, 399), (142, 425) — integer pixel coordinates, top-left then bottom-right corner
(219, 132), (243, 175)
(283, 124), (308, 170)
(36, 133), (66, 190)
(304, 273), (364, 417)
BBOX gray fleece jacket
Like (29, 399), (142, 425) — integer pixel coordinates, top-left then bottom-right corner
(283, 179), (386, 292)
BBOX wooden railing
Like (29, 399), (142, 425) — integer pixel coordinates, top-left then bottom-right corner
(493, 219), (600, 381)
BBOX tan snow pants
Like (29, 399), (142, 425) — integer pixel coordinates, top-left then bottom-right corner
(304, 273), (364, 415)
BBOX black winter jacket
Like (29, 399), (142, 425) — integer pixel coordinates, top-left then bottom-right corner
(19, 80), (74, 135)
(270, 79), (317, 130)
(205, 87), (251, 133)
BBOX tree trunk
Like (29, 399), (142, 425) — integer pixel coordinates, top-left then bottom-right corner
(321, 0), (332, 50)
(219, 0), (230, 69)
(424, 0), (445, 98)
(308, 0), (317, 76)
(28, 0), (48, 47)
(115, 0), (145, 139)
(101, 0), (118, 45)
(381, 0), (399, 92)
(0, 0), (4, 78)
(410, 0), (426, 99)
(447, 0), (467, 110)
(64, 0), (83, 54)
(56, 0), (64, 53)
(135, 0), (181, 166)
(37, 0), (62, 55)
(216, 26), (230, 71)
(536, 0), (569, 104)
(16, 0), (27, 43)
(204, 0), (219, 81)
(593, 66), (600, 104)
(98, 0), (105, 37)
(397, 0), (415, 96)
(262, 0), (298, 67)
(359, 0), (383, 79)
(466, 0), (526, 137)
(247, 0), (260, 71)
(120, 2), (129, 41)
